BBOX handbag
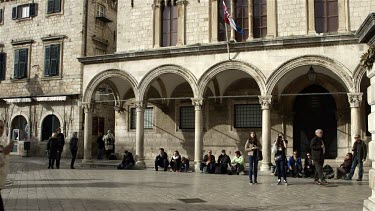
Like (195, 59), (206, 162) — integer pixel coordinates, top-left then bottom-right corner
(274, 155), (283, 162)
(257, 150), (263, 161)
(271, 144), (277, 154)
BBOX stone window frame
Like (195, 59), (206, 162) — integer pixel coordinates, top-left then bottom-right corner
(96, 3), (106, 17)
(0, 7), (4, 25)
(41, 38), (64, 80)
(307, 0), (349, 34)
(128, 105), (156, 132)
(175, 100), (208, 132)
(229, 98), (261, 132)
(152, 0), (187, 48)
(46, 0), (64, 17)
(0, 52), (6, 81)
(11, 44), (32, 82)
(12, 3), (37, 22)
(210, 0), (277, 43)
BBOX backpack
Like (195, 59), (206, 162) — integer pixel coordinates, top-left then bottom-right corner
(323, 164), (335, 179)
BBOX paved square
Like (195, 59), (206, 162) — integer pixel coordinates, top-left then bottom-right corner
(2, 157), (370, 211)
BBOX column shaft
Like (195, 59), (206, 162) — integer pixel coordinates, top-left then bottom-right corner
(192, 98), (203, 172)
(259, 96), (272, 172)
(135, 102), (145, 167)
(83, 106), (93, 163)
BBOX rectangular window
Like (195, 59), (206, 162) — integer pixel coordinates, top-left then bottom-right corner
(44, 44), (60, 77)
(97, 4), (106, 17)
(13, 49), (28, 79)
(47, 0), (61, 14)
(161, 1), (178, 47)
(0, 53), (5, 81)
(130, 107), (154, 129)
(314, 0), (338, 33)
(234, 104), (262, 128)
(235, 0), (249, 42)
(253, 0), (267, 38)
(12, 3), (37, 20)
(180, 106), (195, 129)
(218, 0), (231, 42)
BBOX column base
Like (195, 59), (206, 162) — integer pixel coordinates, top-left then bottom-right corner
(82, 158), (93, 163)
(259, 161), (271, 172)
(364, 199), (375, 211)
(194, 161), (201, 173)
(135, 161), (146, 169)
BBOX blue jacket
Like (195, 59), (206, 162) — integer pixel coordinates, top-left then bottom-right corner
(288, 156), (302, 168)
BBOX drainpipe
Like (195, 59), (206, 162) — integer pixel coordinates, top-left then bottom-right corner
(84, 0), (89, 56)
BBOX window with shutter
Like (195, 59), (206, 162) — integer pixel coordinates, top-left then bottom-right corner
(12, 7), (17, 20)
(161, 0), (178, 47)
(235, 0), (249, 41)
(314, 0), (338, 33)
(0, 53), (5, 81)
(29, 3), (37, 17)
(44, 46), (51, 76)
(13, 49), (28, 79)
(14, 50), (20, 79)
(0, 9), (3, 24)
(47, 0), (61, 14)
(44, 44), (60, 77)
(253, 0), (267, 38)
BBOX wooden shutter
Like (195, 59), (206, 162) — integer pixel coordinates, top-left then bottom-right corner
(326, 0), (338, 32)
(47, 0), (54, 13)
(14, 50), (19, 78)
(12, 7), (17, 20)
(0, 9), (3, 23)
(0, 53), (5, 80)
(50, 45), (60, 76)
(162, 5), (171, 47)
(54, 0), (61, 13)
(44, 46), (51, 76)
(18, 49), (28, 79)
(253, 0), (267, 38)
(30, 3), (37, 17)
(170, 5), (178, 46)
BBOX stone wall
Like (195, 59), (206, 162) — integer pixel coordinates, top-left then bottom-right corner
(349, 0), (375, 31)
(277, 0), (307, 37)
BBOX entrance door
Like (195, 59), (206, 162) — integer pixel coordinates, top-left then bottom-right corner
(42, 115), (60, 141)
(293, 85), (337, 159)
(11, 115), (28, 154)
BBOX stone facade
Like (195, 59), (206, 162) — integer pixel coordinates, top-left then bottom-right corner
(0, 0), (117, 158)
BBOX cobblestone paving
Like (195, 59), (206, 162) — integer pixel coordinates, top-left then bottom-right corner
(2, 157), (370, 211)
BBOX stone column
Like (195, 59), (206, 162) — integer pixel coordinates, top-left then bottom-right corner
(348, 93), (363, 145)
(210, 0), (219, 42)
(83, 104), (93, 163)
(246, 0), (254, 40)
(266, 0), (277, 38)
(192, 98), (203, 172)
(306, 0), (316, 35)
(176, 0), (187, 46)
(152, 1), (162, 48)
(230, 0), (235, 41)
(135, 101), (145, 168)
(259, 95), (272, 172)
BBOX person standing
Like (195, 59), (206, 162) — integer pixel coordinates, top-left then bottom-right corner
(69, 132), (78, 169)
(347, 134), (367, 181)
(245, 131), (262, 185)
(96, 132), (104, 160)
(274, 133), (287, 185)
(310, 129), (328, 185)
(0, 120), (14, 211)
(103, 130), (115, 159)
(47, 133), (59, 169)
(55, 127), (65, 169)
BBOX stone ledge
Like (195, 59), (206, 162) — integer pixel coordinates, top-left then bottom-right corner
(355, 13), (375, 45)
(78, 33), (358, 64)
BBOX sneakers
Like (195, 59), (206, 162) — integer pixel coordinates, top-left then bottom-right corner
(315, 180), (322, 185)
(277, 179), (281, 185)
(254, 181), (258, 185)
(283, 180), (288, 186)
(321, 180), (328, 185)
(249, 181), (253, 185)
(356, 178), (362, 181)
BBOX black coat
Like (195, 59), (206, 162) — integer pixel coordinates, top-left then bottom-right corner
(203, 154), (215, 163)
(70, 137), (78, 152)
(56, 133), (65, 152)
(218, 154), (231, 166)
(47, 138), (59, 159)
(352, 140), (367, 160)
(122, 152), (135, 165)
(97, 136), (105, 149)
(310, 136), (324, 161)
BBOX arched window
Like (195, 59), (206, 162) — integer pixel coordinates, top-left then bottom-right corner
(161, 0), (178, 47)
(314, 0), (338, 33)
(218, 0), (231, 42)
(41, 115), (60, 141)
(11, 115), (27, 141)
(253, 0), (267, 38)
(235, 0), (249, 41)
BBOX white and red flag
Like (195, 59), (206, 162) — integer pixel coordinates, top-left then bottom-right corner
(222, 0), (244, 34)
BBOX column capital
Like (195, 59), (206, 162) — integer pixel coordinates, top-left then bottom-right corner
(258, 95), (272, 110)
(176, 0), (188, 6)
(191, 98), (203, 107)
(135, 101), (147, 111)
(347, 93), (363, 108)
(83, 103), (94, 113)
(151, 2), (161, 9)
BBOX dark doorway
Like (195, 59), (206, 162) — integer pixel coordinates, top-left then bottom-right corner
(42, 115), (60, 141)
(293, 85), (337, 159)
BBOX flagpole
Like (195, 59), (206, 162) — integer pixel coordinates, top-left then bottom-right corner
(224, 3), (231, 60)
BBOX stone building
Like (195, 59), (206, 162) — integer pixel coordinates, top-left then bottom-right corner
(0, 0), (117, 157)
(78, 0), (375, 174)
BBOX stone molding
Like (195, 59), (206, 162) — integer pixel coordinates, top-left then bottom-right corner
(355, 13), (375, 45)
(258, 95), (272, 110)
(198, 60), (267, 97)
(266, 55), (355, 95)
(135, 100), (147, 112)
(138, 64), (199, 100)
(352, 64), (367, 93)
(347, 93), (363, 108)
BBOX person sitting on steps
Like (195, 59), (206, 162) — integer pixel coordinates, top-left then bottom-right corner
(155, 148), (169, 171)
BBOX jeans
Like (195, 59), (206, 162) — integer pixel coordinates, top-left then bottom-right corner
(314, 160), (324, 181)
(276, 159), (286, 180)
(155, 158), (169, 171)
(97, 148), (103, 159)
(200, 162), (215, 173)
(71, 150), (77, 168)
(231, 164), (244, 174)
(349, 156), (363, 179)
(248, 155), (258, 181)
(181, 162), (189, 172)
(56, 151), (62, 169)
(290, 164), (302, 177)
(48, 159), (55, 168)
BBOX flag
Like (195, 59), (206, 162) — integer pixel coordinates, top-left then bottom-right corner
(222, 0), (244, 34)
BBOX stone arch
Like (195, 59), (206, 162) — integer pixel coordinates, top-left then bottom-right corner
(198, 60), (267, 97)
(266, 55), (354, 95)
(9, 113), (30, 141)
(83, 69), (138, 105)
(38, 111), (64, 142)
(138, 64), (199, 100)
(353, 64), (367, 93)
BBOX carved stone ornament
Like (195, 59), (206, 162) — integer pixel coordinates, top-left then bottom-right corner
(83, 103), (94, 113)
(258, 95), (272, 110)
(135, 101), (146, 111)
(191, 98), (203, 107)
(347, 93), (363, 108)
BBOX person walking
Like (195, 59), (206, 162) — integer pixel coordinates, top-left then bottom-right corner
(274, 133), (288, 185)
(347, 134), (367, 181)
(310, 129), (328, 185)
(47, 133), (59, 169)
(55, 127), (65, 169)
(0, 120), (14, 211)
(245, 131), (262, 185)
(69, 132), (78, 169)
(96, 132), (104, 159)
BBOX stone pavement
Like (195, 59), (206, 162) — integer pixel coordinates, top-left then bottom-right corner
(2, 156), (370, 211)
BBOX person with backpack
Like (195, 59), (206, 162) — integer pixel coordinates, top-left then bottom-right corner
(347, 134), (367, 181)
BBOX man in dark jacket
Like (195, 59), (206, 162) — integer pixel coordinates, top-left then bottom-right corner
(56, 128), (65, 169)
(200, 150), (215, 173)
(69, 132), (78, 169)
(347, 134), (367, 181)
(217, 150), (231, 174)
(304, 153), (315, 178)
(96, 132), (104, 160)
(310, 129), (328, 185)
(155, 148), (169, 171)
(118, 150), (135, 169)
